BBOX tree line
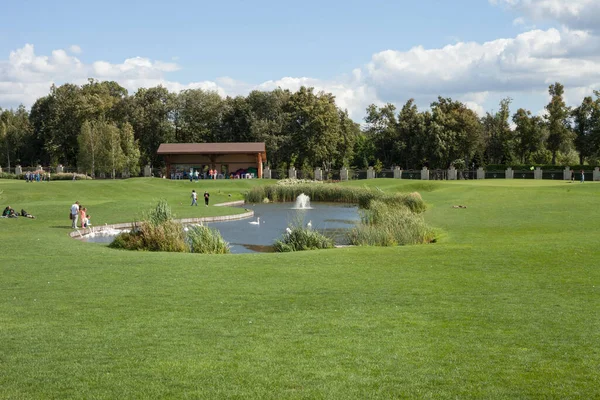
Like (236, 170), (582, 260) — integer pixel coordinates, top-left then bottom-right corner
(1, 79), (599, 177)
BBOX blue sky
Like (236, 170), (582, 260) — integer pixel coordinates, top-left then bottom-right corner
(1, 0), (599, 120)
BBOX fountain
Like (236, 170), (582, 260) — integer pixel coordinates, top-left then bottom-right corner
(293, 193), (312, 209)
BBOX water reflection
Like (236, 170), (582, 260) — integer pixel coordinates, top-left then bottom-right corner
(207, 202), (359, 253)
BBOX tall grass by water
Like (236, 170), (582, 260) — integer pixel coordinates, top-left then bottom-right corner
(349, 201), (435, 246)
(187, 224), (230, 254)
(109, 200), (230, 254)
(245, 184), (426, 212)
(273, 223), (334, 252)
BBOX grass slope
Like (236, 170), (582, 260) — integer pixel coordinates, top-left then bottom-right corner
(1, 178), (599, 399)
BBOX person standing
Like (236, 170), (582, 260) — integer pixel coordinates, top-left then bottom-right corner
(204, 191), (210, 207)
(581, 170), (585, 183)
(80, 207), (87, 229)
(191, 190), (198, 206)
(70, 201), (80, 229)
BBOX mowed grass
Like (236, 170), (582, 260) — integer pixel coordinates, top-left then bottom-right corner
(1, 178), (599, 399)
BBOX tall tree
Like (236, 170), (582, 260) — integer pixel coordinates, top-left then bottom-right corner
(483, 98), (514, 164)
(397, 99), (427, 169)
(545, 83), (573, 164)
(120, 122), (141, 177)
(175, 89), (224, 143)
(285, 87), (341, 169)
(126, 86), (176, 167)
(77, 120), (101, 176)
(100, 122), (125, 178)
(426, 97), (482, 169)
(513, 108), (546, 164)
(364, 103), (398, 166)
(571, 95), (599, 165)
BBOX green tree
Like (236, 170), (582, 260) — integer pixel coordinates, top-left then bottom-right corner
(77, 120), (101, 176)
(397, 99), (427, 169)
(175, 89), (224, 143)
(364, 103), (398, 167)
(545, 83), (574, 165)
(285, 87), (341, 169)
(483, 98), (514, 164)
(513, 108), (546, 164)
(100, 122), (125, 178)
(425, 97), (482, 169)
(121, 122), (141, 177)
(126, 86), (176, 167)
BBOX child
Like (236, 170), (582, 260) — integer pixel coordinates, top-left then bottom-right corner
(204, 191), (210, 206)
(191, 190), (198, 206)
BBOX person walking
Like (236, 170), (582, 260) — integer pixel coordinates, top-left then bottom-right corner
(70, 201), (80, 229)
(204, 191), (210, 207)
(191, 190), (198, 206)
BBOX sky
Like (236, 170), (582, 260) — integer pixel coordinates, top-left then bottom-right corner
(1, 0), (600, 121)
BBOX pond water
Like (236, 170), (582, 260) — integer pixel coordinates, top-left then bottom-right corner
(81, 202), (360, 254)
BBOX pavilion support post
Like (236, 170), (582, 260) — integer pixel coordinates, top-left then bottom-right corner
(257, 153), (263, 178)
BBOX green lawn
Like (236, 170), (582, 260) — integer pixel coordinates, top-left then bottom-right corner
(1, 178), (599, 399)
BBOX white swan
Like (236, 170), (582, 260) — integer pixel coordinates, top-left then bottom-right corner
(286, 227), (292, 235)
(249, 217), (260, 225)
(307, 220), (312, 229)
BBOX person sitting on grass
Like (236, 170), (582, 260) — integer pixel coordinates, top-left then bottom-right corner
(2, 206), (18, 218)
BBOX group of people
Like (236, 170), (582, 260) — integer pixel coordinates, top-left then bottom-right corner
(191, 190), (210, 206)
(25, 171), (50, 182)
(70, 201), (91, 229)
(2, 206), (35, 219)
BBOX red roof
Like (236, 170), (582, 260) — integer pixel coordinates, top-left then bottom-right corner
(157, 142), (266, 155)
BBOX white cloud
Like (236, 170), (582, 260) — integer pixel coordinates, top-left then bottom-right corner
(69, 45), (82, 54)
(491, 0), (600, 30)
(364, 27), (600, 106)
(2, 25), (600, 122)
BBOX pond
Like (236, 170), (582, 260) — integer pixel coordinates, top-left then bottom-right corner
(80, 202), (360, 254)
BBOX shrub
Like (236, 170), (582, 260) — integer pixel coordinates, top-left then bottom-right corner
(0, 172), (18, 179)
(109, 230), (144, 250)
(51, 173), (93, 180)
(273, 224), (334, 252)
(139, 220), (187, 252)
(187, 225), (230, 254)
(109, 201), (230, 254)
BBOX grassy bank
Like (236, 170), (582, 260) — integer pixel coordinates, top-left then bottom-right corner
(1, 178), (599, 398)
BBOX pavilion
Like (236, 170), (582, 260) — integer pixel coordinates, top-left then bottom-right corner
(157, 142), (267, 178)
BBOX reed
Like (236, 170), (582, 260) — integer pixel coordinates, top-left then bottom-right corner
(273, 223), (334, 252)
(245, 184), (426, 212)
(187, 225), (230, 254)
(348, 201), (435, 246)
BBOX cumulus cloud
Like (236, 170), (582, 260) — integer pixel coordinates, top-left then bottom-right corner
(364, 27), (600, 107)
(2, 22), (600, 122)
(69, 45), (82, 54)
(491, 0), (600, 30)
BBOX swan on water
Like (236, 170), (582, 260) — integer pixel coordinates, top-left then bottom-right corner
(307, 220), (312, 229)
(286, 227), (292, 235)
(249, 217), (260, 225)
